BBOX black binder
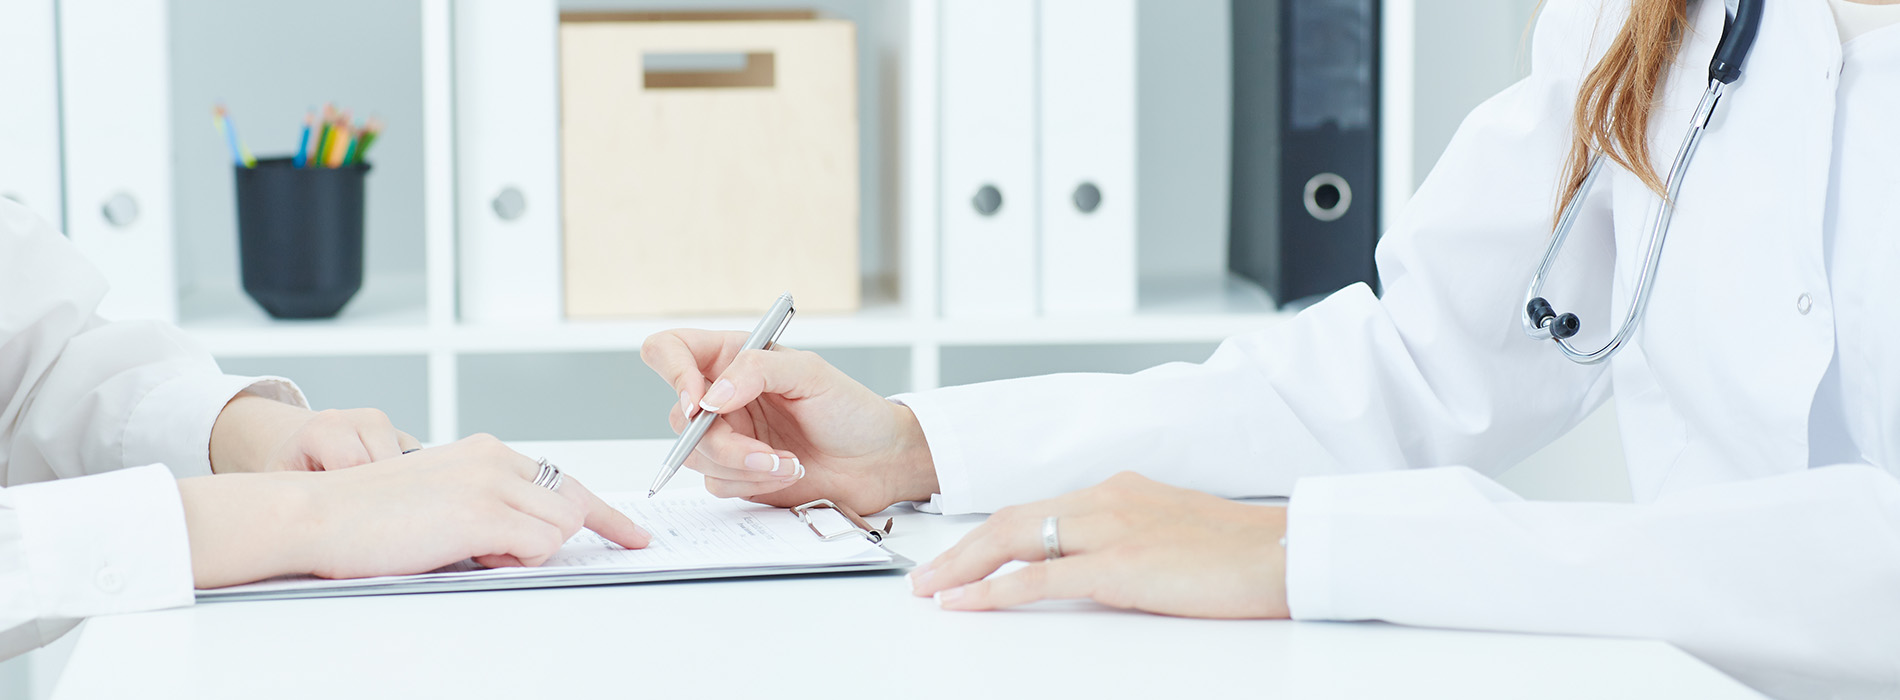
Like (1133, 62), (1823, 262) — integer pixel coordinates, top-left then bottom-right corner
(1230, 0), (1382, 307)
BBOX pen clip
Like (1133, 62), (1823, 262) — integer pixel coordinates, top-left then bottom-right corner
(792, 498), (892, 544)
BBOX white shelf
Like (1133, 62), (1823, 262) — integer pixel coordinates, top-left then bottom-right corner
(185, 273), (1290, 357)
(181, 273), (433, 357)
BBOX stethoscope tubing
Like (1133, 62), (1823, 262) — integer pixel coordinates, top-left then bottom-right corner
(1523, 77), (1725, 364)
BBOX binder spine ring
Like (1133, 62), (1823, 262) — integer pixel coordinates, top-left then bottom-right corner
(1301, 172), (1352, 223)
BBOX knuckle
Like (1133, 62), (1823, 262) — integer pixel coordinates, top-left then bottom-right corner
(991, 505), (1021, 524)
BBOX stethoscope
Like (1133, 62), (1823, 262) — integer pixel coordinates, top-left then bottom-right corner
(1522, 0), (1764, 364)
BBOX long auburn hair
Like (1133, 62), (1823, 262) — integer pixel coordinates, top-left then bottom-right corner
(1556, 0), (1693, 223)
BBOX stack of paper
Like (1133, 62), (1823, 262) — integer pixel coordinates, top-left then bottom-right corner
(198, 491), (903, 603)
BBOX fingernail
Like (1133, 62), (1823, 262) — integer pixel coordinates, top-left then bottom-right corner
(908, 566), (933, 591)
(789, 457), (805, 480)
(635, 524), (653, 539)
(679, 392), (696, 420)
(934, 586), (966, 607)
(743, 452), (780, 472)
(699, 379), (735, 411)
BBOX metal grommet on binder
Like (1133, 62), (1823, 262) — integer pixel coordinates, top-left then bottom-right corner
(102, 192), (140, 228)
(1302, 172), (1351, 222)
(1072, 182), (1102, 213)
(792, 498), (894, 544)
(971, 184), (1003, 216)
(492, 186), (527, 221)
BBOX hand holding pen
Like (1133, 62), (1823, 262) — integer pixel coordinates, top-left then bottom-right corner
(640, 296), (941, 516)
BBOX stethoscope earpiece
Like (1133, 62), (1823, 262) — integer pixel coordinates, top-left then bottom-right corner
(1550, 313), (1580, 340)
(1526, 297), (1581, 341)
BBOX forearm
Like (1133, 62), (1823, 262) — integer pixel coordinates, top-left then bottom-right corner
(1288, 465), (1900, 695)
(177, 473), (317, 588)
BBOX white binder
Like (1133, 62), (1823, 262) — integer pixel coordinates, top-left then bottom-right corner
(0, 0), (63, 230)
(938, 0), (1039, 318)
(1038, 0), (1138, 314)
(60, 0), (177, 322)
(454, 0), (564, 323)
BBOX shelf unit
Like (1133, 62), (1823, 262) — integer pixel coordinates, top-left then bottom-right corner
(33, 0), (1435, 445)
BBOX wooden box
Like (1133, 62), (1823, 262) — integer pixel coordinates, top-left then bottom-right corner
(560, 13), (859, 317)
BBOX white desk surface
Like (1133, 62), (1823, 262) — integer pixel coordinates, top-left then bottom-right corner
(53, 440), (1761, 700)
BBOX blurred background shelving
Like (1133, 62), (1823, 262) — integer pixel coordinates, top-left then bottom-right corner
(1, 0), (1558, 445)
(3, 0), (1561, 449)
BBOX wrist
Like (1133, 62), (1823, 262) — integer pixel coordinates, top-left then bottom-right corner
(209, 393), (314, 473)
(887, 404), (941, 503)
(179, 473), (321, 588)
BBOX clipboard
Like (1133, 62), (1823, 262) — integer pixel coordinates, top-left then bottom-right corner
(197, 493), (911, 603)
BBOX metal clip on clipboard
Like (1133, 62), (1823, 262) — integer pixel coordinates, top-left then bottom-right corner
(792, 499), (893, 544)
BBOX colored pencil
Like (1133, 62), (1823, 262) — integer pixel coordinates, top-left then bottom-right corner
(292, 112), (314, 168)
(349, 118), (382, 165)
(213, 104), (256, 168)
(315, 105), (336, 168)
(326, 117), (353, 168)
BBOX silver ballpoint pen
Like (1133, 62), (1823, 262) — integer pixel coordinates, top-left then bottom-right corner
(648, 292), (797, 497)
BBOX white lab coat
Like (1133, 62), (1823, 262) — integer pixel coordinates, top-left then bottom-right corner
(0, 199), (303, 660)
(897, 0), (1900, 697)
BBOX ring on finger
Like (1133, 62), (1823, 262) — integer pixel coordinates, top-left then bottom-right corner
(532, 458), (564, 492)
(1042, 516), (1063, 560)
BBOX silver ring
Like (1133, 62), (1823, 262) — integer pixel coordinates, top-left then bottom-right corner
(532, 458), (564, 493)
(1042, 516), (1063, 560)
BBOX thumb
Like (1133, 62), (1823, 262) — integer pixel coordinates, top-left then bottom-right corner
(697, 347), (834, 414)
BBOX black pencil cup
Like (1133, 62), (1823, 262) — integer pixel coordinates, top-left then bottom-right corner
(233, 157), (370, 319)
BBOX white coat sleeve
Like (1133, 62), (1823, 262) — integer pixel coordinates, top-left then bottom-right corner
(0, 465), (195, 661)
(894, 0), (1621, 515)
(1288, 464), (1900, 697)
(0, 199), (307, 487)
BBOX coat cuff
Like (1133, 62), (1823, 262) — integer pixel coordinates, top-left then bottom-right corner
(887, 393), (977, 515)
(1285, 475), (1344, 620)
(13, 466), (195, 636)
(124, 374), (307, 478)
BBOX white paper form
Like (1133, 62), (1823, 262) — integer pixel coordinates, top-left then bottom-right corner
(543, 493), (878, 570)
(200, 491), (890, 599)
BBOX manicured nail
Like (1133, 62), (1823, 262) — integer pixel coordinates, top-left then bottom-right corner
(679, 392), (696, 420)
(743, 452), (780, 472)
(789, 457), (805, 480)
(934, 586), (966, 607)
(699, 379), (735, 411)
(908, 566), (933, 591)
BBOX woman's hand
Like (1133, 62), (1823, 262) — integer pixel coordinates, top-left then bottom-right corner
(908, 472), (1290, 619)
(641, 329), (940, 516)
(180, 434), (651, 589)
(209, 392), (422, 473)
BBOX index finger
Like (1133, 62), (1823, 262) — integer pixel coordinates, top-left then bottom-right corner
(641, 329), (749, 405)
(561, 477), (653, 550)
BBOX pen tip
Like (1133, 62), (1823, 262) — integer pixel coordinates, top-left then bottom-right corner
(647, 490), (658, 498)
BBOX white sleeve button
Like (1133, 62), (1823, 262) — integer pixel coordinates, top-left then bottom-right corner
(96, 565), (126, 594)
